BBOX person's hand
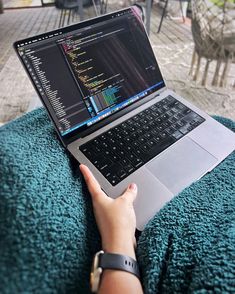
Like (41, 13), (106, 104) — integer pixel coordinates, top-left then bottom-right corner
(79, 164), (138, 259)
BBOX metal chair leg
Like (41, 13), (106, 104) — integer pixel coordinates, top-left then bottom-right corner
(179, 0), (185, 23)
(62, 9), (66, 27)
(104, 0), (108, 14)
(212, 59), (222, 86)
(193, 54), (201, 81)
(59, 9), (63, 27)
(189, 48), (196, 76)
(201, 60), (210, 86)
(67, 9), (72, 25)
(92, 0), (99, 16)
(220, 58), (231, 87)
(72, 8), (76, 22)
(157, 0), (169, 33)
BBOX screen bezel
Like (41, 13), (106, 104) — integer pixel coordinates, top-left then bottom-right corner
(14, 7), (166, 147)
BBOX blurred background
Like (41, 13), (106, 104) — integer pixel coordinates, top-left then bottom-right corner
(0, 0), (234, 126)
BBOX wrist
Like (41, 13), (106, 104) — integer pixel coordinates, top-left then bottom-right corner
(102, 237), (136, 260)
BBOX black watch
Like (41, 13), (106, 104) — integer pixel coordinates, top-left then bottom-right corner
(90, 250), (140, 292)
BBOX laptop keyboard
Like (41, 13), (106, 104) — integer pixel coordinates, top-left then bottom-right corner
(80, 96), (205, 186)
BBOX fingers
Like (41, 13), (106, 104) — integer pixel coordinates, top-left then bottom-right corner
(121, 183), (138, 204)
(80, 164), (137, 205)
(79, 164), (107, 202)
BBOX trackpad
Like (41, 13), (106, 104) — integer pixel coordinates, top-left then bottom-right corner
(146, 137), (217, 194)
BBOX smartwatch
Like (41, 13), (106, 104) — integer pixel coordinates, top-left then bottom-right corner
(90, 250), (140, 292)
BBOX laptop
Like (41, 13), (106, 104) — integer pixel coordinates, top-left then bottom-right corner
(14, 7), (235, 230)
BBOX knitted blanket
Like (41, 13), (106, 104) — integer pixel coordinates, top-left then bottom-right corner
(0, 108), (234, 293)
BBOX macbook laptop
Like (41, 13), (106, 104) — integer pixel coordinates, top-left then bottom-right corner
(14, 7), (235, 230)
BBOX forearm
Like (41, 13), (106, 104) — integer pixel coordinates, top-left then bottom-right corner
(99, 270), (143, 294)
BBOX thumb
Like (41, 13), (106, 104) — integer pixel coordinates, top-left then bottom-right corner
(121, 183), (138, 203)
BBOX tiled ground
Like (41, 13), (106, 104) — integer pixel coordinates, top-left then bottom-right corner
(0, 6), (60, 71)
(2, 0), (54, 8)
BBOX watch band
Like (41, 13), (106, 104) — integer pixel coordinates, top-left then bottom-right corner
(99, 252), (140, 278)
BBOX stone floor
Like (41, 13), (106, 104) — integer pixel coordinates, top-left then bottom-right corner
(3, 0), (54, 8)
(0, 1), (234, 125)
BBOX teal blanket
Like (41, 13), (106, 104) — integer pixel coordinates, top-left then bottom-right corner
(0, 108), (234, 293)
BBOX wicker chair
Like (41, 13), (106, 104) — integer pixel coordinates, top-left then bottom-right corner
(189, 0), (235, 87)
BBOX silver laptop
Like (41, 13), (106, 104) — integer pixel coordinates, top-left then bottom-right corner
(14, 7), (235, 230)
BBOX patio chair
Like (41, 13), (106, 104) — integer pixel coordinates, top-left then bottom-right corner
(157, 0), (188, 33)
(92, 0), (108, 16)
(189, 0), (235, 87)
(58, 0), (80, 27)
(57, 0), (108, 27)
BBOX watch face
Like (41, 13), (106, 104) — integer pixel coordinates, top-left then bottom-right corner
(90, 250), (104, 292)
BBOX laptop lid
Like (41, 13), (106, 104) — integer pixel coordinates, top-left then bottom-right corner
(14, 7), (165, 147)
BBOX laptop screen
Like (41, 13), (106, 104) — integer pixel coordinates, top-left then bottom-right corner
(15, 7), (165, 137)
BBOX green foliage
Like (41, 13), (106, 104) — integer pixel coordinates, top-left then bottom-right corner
(210, 0), (235, 8)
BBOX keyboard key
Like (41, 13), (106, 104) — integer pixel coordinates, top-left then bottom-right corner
(163, 121), (171, 128)
(125, 163), (135, 174)
(107, 174), (120, 186)
(135, 148), (144, 156)
(147, 140), (156, 148)
(157, 124), (164, 132)
(100, 134), (107, 141)
(117, 141), (125, 149)
(93, 138), (101, 146)
(138, 136), (145, 144)
(133, 115), (140, 121)
(120, 122), (128, 129)
(152, 112), (160, 118)
(101, 141), (109, 149)
(165, 95), (176, 104)
(129, 154), (144, 168)
(179, 126), (190, 135)
(99, 160), (112, 171)
(117, 169), (127, 179)
(143, 133), (152, 140)
(112, 154), (121, 162)
(169, 116), (177, 123)
(80, 144), (94, 158)
(130, 132), (139, 140)
(141, 144), (151, 152)
(172, 130), (183, 139)
(161, 114), (168, 121)
(110, 145), (119, 152)
(160, 131), (167, 139)
(153, 136), (161, 143)
(143, 125), (151, 131)
(165, 127), (175, 135)
(104, 150), (112, 156)
(120, 158), (130, 165)
(132, 141), (140, 148)
(93, 156), (112, 170)
(93, 145), (103, 153)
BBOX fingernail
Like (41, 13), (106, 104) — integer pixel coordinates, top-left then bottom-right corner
(129, 183), (137, 191)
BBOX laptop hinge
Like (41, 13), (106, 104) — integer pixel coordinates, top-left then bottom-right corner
(79, 92), (162, 139)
